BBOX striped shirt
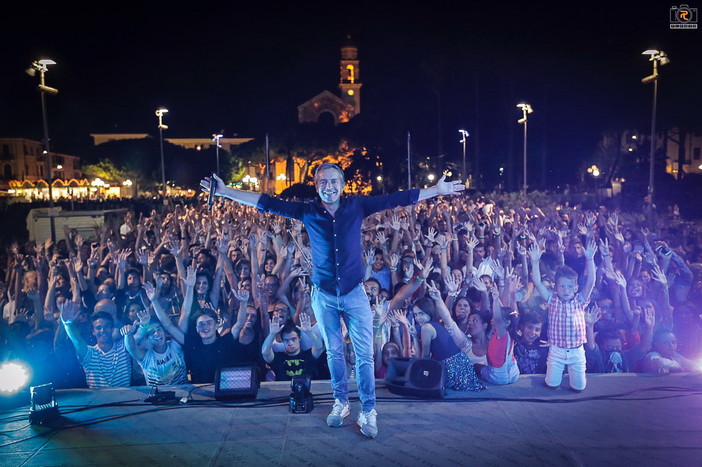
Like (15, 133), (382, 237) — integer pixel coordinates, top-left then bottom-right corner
(547, 293), (588, 349)
(139, 340), (188, 386)
(82, 340), (132, 388)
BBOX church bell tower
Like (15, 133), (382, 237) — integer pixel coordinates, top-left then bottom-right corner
(339, 36), (362, 117)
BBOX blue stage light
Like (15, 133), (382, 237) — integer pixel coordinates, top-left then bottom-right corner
(0, 361), (31, 395)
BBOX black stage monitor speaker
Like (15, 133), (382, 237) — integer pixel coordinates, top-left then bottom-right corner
(214, 364), (260, 400)
(385, 358), (445, 399)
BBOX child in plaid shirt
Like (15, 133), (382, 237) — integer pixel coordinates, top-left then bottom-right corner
(529, 240), (597, 391)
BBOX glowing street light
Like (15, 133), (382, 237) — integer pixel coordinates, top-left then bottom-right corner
(641, 49), (670, 204)
(517, 103), (533, 192)
(155, 108), (169, 194)
(587, 165), (601, 178)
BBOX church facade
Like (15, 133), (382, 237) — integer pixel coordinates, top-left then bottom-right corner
(297, 37), (362, 125)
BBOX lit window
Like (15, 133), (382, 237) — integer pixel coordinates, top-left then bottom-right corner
(346, 64), (355, 83)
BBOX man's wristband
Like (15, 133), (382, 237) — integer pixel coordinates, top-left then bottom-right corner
(390, 267), (397, 272)
(416, 276), (425, 282)
(60, 317), (74, 326)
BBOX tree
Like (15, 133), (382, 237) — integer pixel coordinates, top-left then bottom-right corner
(82, 159), (130, 184)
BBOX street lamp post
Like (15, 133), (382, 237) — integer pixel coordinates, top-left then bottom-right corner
(155, 108), (169, 196)
(517, 103), (533, 192)
(212, 133), (223, 175)
(26, 59), (58, 240)
(587, 164), (602, 204)
(641, 49), (670, 204)
(459, 129), (469, 184)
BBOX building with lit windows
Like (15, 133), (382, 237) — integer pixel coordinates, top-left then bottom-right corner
(0, 138), (83, 199)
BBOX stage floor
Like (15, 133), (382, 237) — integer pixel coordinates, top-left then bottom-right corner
(1, 373), (701, 466)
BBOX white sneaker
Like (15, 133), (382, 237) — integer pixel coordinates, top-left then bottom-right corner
(357, 408), (378, 438)
(326, 399), (350, 427)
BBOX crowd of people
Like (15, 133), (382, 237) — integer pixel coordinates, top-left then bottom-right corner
(2, 178), (701, 400)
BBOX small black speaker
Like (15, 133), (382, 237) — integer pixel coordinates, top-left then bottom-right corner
(385, 358), (445, 398)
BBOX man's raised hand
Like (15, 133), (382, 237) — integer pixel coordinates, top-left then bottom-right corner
(435, 174), (465, 196)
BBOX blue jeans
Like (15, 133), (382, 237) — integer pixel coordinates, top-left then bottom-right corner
(311, 282), (375, 412)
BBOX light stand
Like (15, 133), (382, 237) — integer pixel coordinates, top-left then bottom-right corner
(459, 129), (469, 185)
(517, 103), (533, 192)
(212, 133), (223, 175)
(641, 49), (670, 205)
(26, 59), (58, 241)
(155, 108), (169, 197)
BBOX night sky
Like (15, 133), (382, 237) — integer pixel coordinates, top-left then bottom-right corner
(1, 1), (700, 188)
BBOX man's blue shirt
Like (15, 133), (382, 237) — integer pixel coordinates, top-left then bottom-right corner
(257, 190), (419, 295)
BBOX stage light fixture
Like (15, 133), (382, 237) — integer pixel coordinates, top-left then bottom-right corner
(29, 383), (60, 425)
(0, 361), (31, 394)
(289, 374), (314, 413)
(214, 364), (260, 400)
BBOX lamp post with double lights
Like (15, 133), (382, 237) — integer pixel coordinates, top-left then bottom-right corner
(212, 133), (223, 175)
(26, 59), (58, 240)
(155, 108), (168, 195)
(641, 49), (670, 204)
(587, 164), (602, 204)
(459, 129), (469, 185)
(517, 103), (533, 192)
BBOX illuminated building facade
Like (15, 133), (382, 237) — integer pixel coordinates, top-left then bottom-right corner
(298, 36), (362, 124)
